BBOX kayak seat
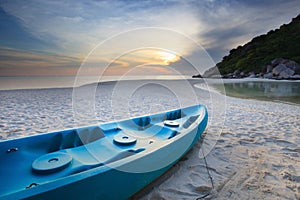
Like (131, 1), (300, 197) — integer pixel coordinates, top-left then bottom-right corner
(182, 115), (199, 129)
(132, 116), (151, 128)
(48, 127), (105, 152)
(166, 109), (183, 120)
(144, 125), (179, 140)
(76, 126), (105, 145)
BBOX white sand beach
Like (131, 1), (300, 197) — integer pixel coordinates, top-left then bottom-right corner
(0, 79), (299, 199)
(139, 90), (300, 199)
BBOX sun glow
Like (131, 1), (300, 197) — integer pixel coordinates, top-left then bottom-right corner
(156, 51), (180, 65)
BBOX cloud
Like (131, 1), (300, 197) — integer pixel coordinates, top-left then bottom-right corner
(1, 0), (202, 55)
(0, 0), (299, 76)
(190, 0), (300, 61)
(0, 47), (81, 76)
(1, 0), (209, 76)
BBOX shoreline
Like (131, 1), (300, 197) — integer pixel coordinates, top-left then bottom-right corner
(203, 77), (300, 84)
(1, 76), (300, 91)
(1, 77), (298, 106)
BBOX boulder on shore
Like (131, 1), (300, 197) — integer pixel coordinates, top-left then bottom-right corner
(268, 58), (299, 79)
(260, 58), (300, 80)
(203, 58), (300, 80)
(271, 58), (285, 67)
(272, 64), (289, 76)
(263, 73), (274, 79)
(279, 68), (295, 79)
(284, 60), (300, 74)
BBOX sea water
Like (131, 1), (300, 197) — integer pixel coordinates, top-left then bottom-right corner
(217, 80), (300, 104)
(0, 76), (191, 90)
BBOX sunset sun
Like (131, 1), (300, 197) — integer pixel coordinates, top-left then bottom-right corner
(156, 51), (180, 65)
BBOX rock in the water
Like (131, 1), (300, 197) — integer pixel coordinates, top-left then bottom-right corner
(272, 64), (288, 76)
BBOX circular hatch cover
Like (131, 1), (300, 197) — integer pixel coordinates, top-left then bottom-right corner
(32, 152), (72, 173)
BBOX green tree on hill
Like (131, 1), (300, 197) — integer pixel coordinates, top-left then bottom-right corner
(216, 14), (300, 74)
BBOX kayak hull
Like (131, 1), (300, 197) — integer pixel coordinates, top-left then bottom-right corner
(0, 104), (208, 200)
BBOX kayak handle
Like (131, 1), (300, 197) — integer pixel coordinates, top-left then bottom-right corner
(26, 183), (39, 189)
(6, 148), (18, 153)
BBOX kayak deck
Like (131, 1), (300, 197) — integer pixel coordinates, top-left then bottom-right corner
(0, 105), (206, 198)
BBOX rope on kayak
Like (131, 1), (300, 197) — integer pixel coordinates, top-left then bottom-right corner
(196, 147), (214, 200)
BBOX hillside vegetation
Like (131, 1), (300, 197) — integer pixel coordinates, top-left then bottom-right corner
(216, 14), (300, 74)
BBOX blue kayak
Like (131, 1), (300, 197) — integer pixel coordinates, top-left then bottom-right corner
(0, 104), (208, 200)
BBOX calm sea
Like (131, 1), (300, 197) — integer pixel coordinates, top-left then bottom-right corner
(0, 76), (191, 90)
(213, 80), (300, 104)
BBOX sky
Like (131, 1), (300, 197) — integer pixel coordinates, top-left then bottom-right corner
(0, 0), (299, 77)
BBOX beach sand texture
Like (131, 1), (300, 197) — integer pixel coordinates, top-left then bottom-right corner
(140, 95), (300, 200)
(0, 80), (299, 199)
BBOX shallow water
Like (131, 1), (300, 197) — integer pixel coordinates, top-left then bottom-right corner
(0, 79), (299, 199)
(213, 80), (300, 104)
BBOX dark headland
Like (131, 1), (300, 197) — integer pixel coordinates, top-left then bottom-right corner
(196, 14), (300, 80)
